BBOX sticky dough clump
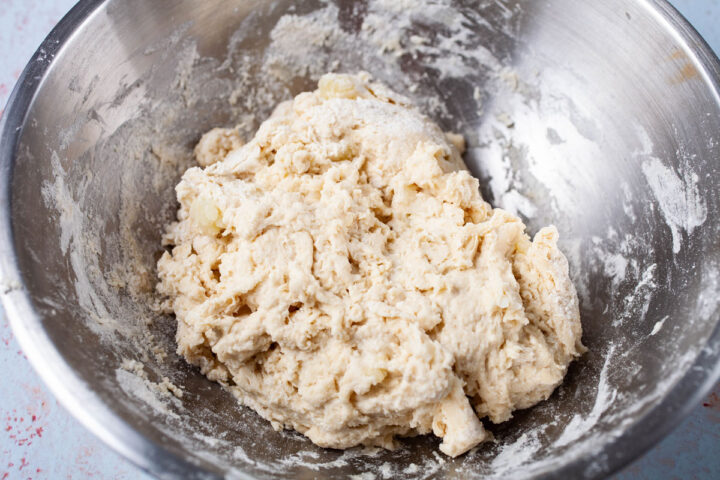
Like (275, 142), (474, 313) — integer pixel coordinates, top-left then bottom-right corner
(157, 73), (585, 457)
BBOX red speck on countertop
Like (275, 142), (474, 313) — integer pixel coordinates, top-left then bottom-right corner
(702, 391), (720, 411)
(2, 409), (45, 447)
(19, 458), (28, 471)
(2, 472), (8, 480)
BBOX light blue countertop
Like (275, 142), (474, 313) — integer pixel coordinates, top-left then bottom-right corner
(1, 1), (718, 479)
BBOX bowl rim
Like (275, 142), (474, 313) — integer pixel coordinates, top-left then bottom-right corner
(1, 0), (719, 479)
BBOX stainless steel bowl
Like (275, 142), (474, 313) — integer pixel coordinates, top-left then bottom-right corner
(1, 0), (719, 478)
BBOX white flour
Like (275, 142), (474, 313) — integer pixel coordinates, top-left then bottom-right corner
(634, 125), (708, 254)
(115, 367), (182, 420)
(489, 430), (543, 475)
(554, 346), (618, 448)
(650, 316), (669, 336)
(641, 157), (707, 254)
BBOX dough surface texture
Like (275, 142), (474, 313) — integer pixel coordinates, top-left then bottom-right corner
(157, 73), (585, 457)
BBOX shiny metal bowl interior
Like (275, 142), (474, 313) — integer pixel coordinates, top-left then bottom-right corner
(1, 0), (719, 479)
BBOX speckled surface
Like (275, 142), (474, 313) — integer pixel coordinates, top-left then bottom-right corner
(0, 1), (718, 479)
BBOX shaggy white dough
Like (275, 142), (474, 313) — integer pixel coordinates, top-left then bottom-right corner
(157, 73), (585, 457)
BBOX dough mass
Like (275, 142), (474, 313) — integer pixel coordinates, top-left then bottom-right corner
(157, 73), (585, 457)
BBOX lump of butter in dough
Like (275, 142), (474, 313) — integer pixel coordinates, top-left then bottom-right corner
(157, 72), (585, 457)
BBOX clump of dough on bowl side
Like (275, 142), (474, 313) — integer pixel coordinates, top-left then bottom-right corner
(156, 72), (585, 457)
